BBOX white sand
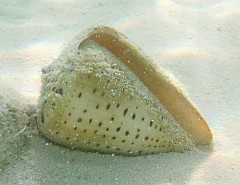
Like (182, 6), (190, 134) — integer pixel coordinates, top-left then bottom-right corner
(0, 0), (240, 184)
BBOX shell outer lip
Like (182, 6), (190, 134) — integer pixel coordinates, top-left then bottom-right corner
(78, 25), (213, 145)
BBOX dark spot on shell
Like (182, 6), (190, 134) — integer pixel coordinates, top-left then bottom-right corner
(144, 137), (149, 140)
(94, 130), (98, 134)
(132, 113), (136, 119)
(135, 134), (139, 139)
(125, 131), (129, 136)
(78, 92), (82, 98)
(83, 109), (87, 113)
(96, 104), (99, 109)
(98, 122), (102, 127)
(55, 88), (63, 95)
(123, 108), (128, 116)
(93, 88), (97, 93)
(116, 127), (121, 132)
(111, 117), (114, 121)
(55, 131), (59, 135)
(64, 121), (67, 124)
(68, 113), (72, 116)
(66, 137), (70, 140)
(116, 103), (120, 108)
(137, 129), (140, 132)
(106, 128), (109, 131)
(106, 146), (110, 148)
(112, 136), (116, 140)
(78, 118), (82, 122)
(122, 140), (125, 143)
(141, 117), (145, 121)
(83, 129), (87, 132)
(73, 126), (77, 130)
(89, 119), (92, 124)
(106, 103), (111, 110)
(150, 120), (153, 127)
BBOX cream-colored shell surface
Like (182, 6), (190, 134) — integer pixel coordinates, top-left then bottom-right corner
(38, 27), (201, 156)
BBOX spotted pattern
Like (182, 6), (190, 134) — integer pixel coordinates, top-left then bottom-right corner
(38, 39), (194, 156)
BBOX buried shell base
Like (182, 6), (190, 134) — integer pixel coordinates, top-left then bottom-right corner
(38, 31), (194, 156)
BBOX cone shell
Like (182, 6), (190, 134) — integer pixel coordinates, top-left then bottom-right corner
(38, 26), (212, 156)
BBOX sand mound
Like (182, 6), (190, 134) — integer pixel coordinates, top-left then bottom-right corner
(0, 79), (37, 171)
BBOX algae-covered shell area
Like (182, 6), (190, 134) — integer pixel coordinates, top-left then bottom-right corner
(38, 38), (194, 155)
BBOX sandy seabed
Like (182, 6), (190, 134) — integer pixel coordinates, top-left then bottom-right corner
(0, 0), (240, 184)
